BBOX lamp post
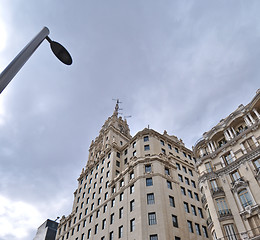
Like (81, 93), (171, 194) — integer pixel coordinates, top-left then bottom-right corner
(0, 26), (72, 94)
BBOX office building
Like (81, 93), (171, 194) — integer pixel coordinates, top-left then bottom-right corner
(34, 219), (58, 240)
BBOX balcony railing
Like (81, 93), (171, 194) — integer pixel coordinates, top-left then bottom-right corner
(218, 209), (232, 218)
(211, 187), (225, 197)
(242, 200), (253, 208)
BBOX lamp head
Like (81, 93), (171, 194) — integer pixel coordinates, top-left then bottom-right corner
(50, 41), (72, 65)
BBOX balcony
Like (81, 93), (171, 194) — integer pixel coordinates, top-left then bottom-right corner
(231, 177), (248, 192)
(218, 209), (233, 221)
(211, 187), (225, 198)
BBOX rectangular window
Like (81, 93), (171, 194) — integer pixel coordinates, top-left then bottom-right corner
(160, 140), (165, 146)
(118, 225), (123, 238)
(169, 196), (175, 207)
(168, 144), (172, 150)
(148, 212), (157, 225)
(198, 208), (204, 218)
(120, 192), (124, 201)
(146, 178), (153, 186)
(178, 174), (183, 182)
(195, 223), (201, 235)
(150, 235), (158, 240)
(175, 237), (181, 240)
(176, 163), (181, 170)
(130, 218), (135, 232)
(144, 145), (150, 151)
(109, 231), (113, 240)
(188, 169), (193, 176)
(191, 205), (197, 216)
(175, 147), (179, 153)
(161, 148), (166, 154)
(183, 166), (187, 173)
(165, 167), (170, 175)
(188, 190), (193, 198)
(184, 202), (189, 213)
(116, 160), (120, 167)
(183, 152), (187, 157)
(191, 180), (196, 188)
(185, 177), (190, 185)
(172, 215), (178, 227)
(102, 219), (106, 230)
(130, 200), (135, 211)
(130, 184), (134, 194)
(144, 136), (149, 142)
(147, 193), (155, 204)
(181, 187), (186, 195)
(167, 180), (172, 189)
(202, 226), (208, 238)
(132, 142), (136, 148)
(145, 164), (152, 173)
(94, 224), (98, 235)
(110, 213), (114, 224)
(96, 210), (100, 218)
(87, 229), (91, 239)
(133, 150), (136, 156)
(111, 198), (115, 207)
(119, 207), (123, 219)
(187, 220), (193, 233)
(224, 224), (237, 240)
(194, 193), (199, 201)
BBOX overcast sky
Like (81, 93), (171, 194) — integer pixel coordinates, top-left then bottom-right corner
(0, 1), (260, 239)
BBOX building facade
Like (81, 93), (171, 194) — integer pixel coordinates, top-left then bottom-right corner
(34, 219), (58, 240)
(56, 103), (210, 240)
(194, 89), (260, 240)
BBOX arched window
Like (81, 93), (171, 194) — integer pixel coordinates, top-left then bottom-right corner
(238, 189), (252, 208)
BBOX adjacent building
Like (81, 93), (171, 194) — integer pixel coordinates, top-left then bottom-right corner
(194, 89), (260, 240)
(34, 219), (58, 240)
(56, 102), (210, 240)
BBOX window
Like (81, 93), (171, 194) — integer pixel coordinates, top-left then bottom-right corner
(130, 218), (135, 232)
(95, 172), (98, 179)
(150, 235), (158, 240)
(223, 152), (233, 165)
(124, 158), (127, 164)
(167, 180), (172, 189)
(146, 178), (153, 186)
(172, 215), (178, 227)
(183, 152), (187, 157)
(96, 209), (100, 218)
(161, 148), (166, 154)
(130, 199), (135, 211)
(101, 167), (104, 173)
(185, 177), (190, 185)
(187, 220), (193, 233)
(110, 213), (114, 224)
(144, 145), (150, 151)
(205, 162), (213, 172)
(169, 196), (175, 207)
(181, 187), (186, 195)
(77, 224), (80, 232)
(194, 192), (199, 201)
(85, 208), (88, 215)
(87, 229), (91, 239)
(102, 219), (106, 229)
(188, 169), (193, 176)
(144, 136), (149, 142)
(112, 186), (116, 194)
(202, 226), (208, 238)
(89, 215), (93, 223)
(145, 164), (152, 173)
(175, 237), (181, 240)
(178, 174), (183, 182)
(107, 161), (110, 167)
(165, 167), (170, 175)
(104, 192), (108, 200)
(109, 231), (114, 240)
(148, 212), (157, 225)
(94, 224), (98, 235)
(124, 149), (128, 155)
(130, 171), (134, 179)
(191, 205), (197, 216)
(224, 224), (237, 240)
(119, 207), (123, 218)
(111, 198), (115, 207)
(176, 163), (181, 170)
(99, 187), (102, 194)
(182, 166), (187, 173)
(130, 184), (134, 194)
(160, 140), (165, 146)
(79, 212), (82, 220)
(103, 204), (107, 213)
(132, 142), (136, 148)
(198, 208), (204, 218)
(188, 155), (192, 160)
(188, 190), (193, 198)
(106, 171), (110, 178)
(106, 181), (109, 188)
(175, 147), (179, 153)
(195, 223), (201, 235)
(238, 189), (252, 207)
(120, 192), (124, 201)
(133, 150), (136, 156)
(191, 180), (196, 188)
(120, 179), (125, 187)
(147, 193), (155, 204)
(118, 225), (123, 238)
(253, 159), (260, 170)
(116, 160), (120, 167)
(168, 144), (172, 150)
(184, 202), (189, 213)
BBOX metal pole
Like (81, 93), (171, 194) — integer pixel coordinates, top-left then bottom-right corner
(0, 27), (50, 94)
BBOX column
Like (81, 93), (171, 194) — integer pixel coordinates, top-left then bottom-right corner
(244, 115), (252, 127)
(207, 143), (213, 154)
(248, 113), (256, 124)
(224, 130), (231, 141)
(231, 127), (237, 136)
(252, 136), (259, 147)
(253, 108), (260, 120)
(228, 128), (234, 138)
(240, 143), (247, 154)
(209, 141), (215, 152)
(200, 149), (204, 158)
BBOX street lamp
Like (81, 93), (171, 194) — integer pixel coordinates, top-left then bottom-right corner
(0, 26), (72, 94)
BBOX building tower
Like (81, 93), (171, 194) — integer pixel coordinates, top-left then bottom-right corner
(193, 89), (260, 240)
(56, 102), (211, 240)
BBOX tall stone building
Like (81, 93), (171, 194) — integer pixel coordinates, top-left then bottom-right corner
(56, 102), (210, 240)
(194, 89), (260, 240)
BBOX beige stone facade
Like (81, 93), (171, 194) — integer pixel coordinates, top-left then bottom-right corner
(194, 89), (260, 240)
(56, 103), (210, 240)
